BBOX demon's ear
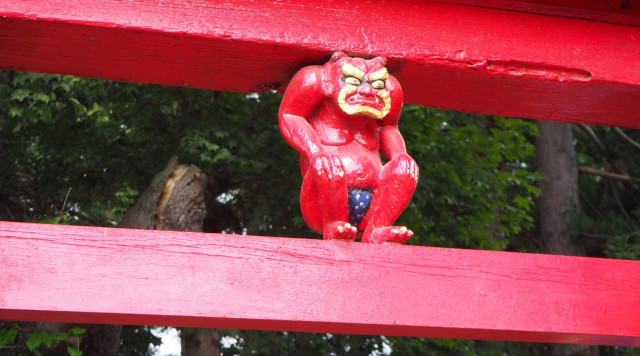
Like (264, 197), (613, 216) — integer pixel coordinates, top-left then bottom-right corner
(373, 56), (387, 66)
(330, 52), (348, 62)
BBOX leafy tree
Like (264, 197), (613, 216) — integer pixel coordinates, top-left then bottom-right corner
(398, 108), (541, 250)
(573, 124), (640, 261)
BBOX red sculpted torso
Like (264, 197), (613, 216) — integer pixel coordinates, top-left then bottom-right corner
(303, 102), (382, 188)
(279, 52), (418, 243)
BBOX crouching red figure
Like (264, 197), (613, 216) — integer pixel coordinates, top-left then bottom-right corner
(279, 52), (419, 243)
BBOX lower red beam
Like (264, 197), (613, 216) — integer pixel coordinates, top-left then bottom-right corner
(1, 222), (640, 345)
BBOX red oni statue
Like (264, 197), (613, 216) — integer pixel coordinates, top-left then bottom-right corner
(279, 52), (419, 243)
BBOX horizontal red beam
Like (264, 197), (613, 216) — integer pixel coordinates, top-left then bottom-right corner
(1, 0), (640, 127)
(434, 0), (640, 26)
(1, 222), (640, 345)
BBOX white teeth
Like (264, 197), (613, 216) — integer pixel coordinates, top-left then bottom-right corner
(354, 94), (360, 100)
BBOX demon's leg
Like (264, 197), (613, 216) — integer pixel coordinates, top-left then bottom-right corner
(300, 153), (358, 240)
(361, 153), (418, 243)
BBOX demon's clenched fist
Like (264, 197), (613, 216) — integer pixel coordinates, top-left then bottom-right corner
(279, 52), (418, 243)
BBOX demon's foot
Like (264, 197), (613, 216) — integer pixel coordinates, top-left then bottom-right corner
(361, 226), (414, 244)
(324, 221), (358, 241)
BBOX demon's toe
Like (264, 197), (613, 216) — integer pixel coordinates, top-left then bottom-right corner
(362, 226), (414, 244)
(324, 221), (358, 241)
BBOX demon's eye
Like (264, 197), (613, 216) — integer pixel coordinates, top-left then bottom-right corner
(371, 80), (385, 90)
(344, 76), (361, 86)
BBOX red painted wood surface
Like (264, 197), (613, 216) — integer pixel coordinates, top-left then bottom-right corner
(1, 0), (640, 127)
(1, 222), (640, 346)
(434, 0), (640, 26)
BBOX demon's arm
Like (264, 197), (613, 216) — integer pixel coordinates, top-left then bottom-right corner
(378, 74), (410, 161)
(379, 124), (407, 160)
(378, 79), (419, 181)
(278, 66), (325, 159)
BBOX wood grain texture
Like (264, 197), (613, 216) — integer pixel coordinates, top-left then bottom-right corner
(433, 0), (640, 26)
(1, 0), (640, 127)
(1, 221), (640, 346)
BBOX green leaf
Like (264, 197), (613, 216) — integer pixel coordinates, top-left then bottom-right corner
(10, 88), (31, 102)
(8, 107), (23, 118)
(69, 98), (86, 115)
(26, 332), (43, 350)
(32, 93), (50, 104)
(68, 327), (87, 336)
(0, 328), (18, 348)
(51, 332), (67, 342)
(37, 331), (53, 347)
(67, 346), (83, 356)
(513, 196), (533, 209)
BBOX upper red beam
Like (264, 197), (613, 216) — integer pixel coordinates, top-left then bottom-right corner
(1, 0), (640, 127)
(434, 0), (640, 26)
(1, 222), (640, 346)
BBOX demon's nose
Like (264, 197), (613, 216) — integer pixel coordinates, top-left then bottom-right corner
(359, 83), (375, 96)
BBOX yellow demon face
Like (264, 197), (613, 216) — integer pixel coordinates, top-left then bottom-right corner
(335, 60), (392, 120)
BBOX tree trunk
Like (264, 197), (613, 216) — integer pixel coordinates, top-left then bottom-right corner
(181, 329), (222, 356)
(82, 156), (215, 355)
(536, 121), (583, 256)
(119, 156), (208, 231)
(119, 156), (220, 356)
(536, 121), (596, 356)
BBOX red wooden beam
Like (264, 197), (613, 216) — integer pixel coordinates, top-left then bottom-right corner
(1, 0), (640, 127)
(1, 222), (639, 346)
(433, 0), (640, 26)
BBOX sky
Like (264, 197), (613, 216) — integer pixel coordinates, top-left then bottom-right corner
(151, 328), (180, 356)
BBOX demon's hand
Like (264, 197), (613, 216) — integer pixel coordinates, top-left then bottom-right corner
(310, 152), (346, 181)
(392, 153), (419, 182)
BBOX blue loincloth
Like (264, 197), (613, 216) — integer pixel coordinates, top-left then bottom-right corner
(348, 187), (373, 230)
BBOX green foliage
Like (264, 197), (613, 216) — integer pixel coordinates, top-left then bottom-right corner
(387, 337), (476, 356)
(220, 331), (386, 356)
(0, 325), (85, 356)
(399, 108), (541, 250)
(384, 337), (539, 356)
(605, 231), (640, 260)
(172, 90), (305, 236)
(600, 346), (640, 356)
(0, 328), (18, 348)
(26, 331), (63, 355)
(0, 72), (306, 237)
(573, 125), (640, 260)
(120, 326), (162, 356)
(67, 346), (83, 356)
(1, 73), (163, 225)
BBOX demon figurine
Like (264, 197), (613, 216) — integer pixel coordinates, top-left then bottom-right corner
(279, 52), (418, 243)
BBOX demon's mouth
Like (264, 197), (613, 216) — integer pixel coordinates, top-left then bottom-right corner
(346, 92), (385, 110)
(338, 85), (391, 120)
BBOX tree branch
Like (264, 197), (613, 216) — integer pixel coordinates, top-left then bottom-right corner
(578, 166), (640, 184)
(578, 124), (606, 153)
(614, 127), (640, 151)
(611, 183), (632, 221)
(67, 209), (107, 227)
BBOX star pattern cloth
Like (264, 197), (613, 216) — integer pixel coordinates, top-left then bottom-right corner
(348, 187), (373, 230)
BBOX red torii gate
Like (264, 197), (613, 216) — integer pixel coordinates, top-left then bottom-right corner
(1, 0), (640, 347)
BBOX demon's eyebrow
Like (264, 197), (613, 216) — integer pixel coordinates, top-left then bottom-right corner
(369, 68), (389, 81)
(342, 63), (365, 80)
